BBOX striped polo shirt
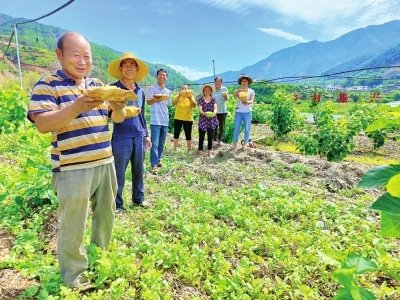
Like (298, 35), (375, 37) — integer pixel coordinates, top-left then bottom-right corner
(28, 70), (113, 173)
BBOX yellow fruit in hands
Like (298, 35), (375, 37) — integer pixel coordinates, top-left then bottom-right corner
(205, 111), (215, 118)
(83, 86), (136, 101)
(125, 106), (141, 118)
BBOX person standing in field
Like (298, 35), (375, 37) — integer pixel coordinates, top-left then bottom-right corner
(107, 52), (152, 212)
(146, 69), (172, 174)
(27, 32), (126, 290)
(232, 75), (255, 149)
(172, 84), (197, 151)
(212, 76), (229, 146)
(197, 84), (218, 157)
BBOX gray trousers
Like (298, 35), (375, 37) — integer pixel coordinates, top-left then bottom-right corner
(52, 163), (117, 286)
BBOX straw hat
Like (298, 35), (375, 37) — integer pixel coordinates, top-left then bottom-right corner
(200, 83), (215, 95)
(238, 74), (253, 85)
(108, 52), (149, 81)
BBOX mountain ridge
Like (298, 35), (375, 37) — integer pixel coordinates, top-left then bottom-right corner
(0, 13), (192, 89)
(197, 20), (400, 84)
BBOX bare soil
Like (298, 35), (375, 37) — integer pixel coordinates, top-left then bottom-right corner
(0, 269), (36, 300)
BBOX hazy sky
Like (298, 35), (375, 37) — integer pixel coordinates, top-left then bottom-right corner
(1, 0), (400, 79)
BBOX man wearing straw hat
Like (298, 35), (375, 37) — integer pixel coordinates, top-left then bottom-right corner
(108, 52), (152, 212)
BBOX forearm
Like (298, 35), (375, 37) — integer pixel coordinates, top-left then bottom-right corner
(33, 105), (80, 133)
(247, 97), (254, 105)
(172, 95), (180, 105)
(147, 99), (156, 105)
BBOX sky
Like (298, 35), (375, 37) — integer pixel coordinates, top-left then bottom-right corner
(1, 0), (400, 80)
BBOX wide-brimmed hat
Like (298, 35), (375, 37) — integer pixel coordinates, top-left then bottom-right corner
(200, 83), (215, 95)
(238, 74), (253, 85)
(108, 52), (149, 81)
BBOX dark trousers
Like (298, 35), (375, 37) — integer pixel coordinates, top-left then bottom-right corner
(174, 119), (193, 140)
(214, 113), (227, 141)
(112, 136), (145, 209)
(198, 128), (214, 151)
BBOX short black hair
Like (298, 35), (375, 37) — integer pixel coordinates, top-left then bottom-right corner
(215, 76), (223, 82)
(120, 59), (138, 68)
(157, 68), (168, 76)
(57, 32), (89, 51)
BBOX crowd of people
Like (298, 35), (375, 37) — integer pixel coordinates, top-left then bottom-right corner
(27, 31), (256, 289)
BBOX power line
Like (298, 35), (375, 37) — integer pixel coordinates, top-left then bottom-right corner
(0, 30), (15, 60)
(184, 65), (400, 88)
(0, 0), (76, 60)
(16, 0), (75, 25)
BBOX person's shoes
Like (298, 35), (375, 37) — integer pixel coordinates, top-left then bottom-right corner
(151, 167), (158, 175)
(115, 208), (125, 214)
(139, 200), (151, 208)
(133, 200), (151, 208)
(70, 274), (94, 292)
(157, 162), (163, 168)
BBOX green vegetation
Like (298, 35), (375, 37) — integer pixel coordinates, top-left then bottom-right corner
(268, 90), (303, 138)
(1, 84), (399, 299)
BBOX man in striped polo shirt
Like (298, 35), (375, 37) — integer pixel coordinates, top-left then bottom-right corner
(28, 32), (126, 289)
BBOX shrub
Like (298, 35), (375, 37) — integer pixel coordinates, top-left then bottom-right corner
(0, 85), (29, 134)
(268, 89), (303, 139)
(251, 103), (269, 124)
(295, 103), (355, 162)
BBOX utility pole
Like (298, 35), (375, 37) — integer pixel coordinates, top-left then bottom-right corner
(14, 24), (23, 88)
(212, 59), (215, 81)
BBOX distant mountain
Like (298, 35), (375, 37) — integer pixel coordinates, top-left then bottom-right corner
(0, 13), (192, 89)
(197, 20), (400, 84)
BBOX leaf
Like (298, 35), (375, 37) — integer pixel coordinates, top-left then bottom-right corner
(381, 211), (400, 238)
(24, 286), (38, 297)
(342, 253), (378, 274)
(371, 193), (400, 214)
(333, 268), (355, 288)
(350, 286), (376, 300)
(358, 165), (400, 188)
(0, 192), (8, 203)
(318, 251), (341, 267)
(334, 288), (353, 300)
(387, 174), (400, 197)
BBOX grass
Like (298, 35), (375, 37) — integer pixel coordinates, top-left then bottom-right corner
(0, 126), (399, 299)
(293, 100), (399, 114)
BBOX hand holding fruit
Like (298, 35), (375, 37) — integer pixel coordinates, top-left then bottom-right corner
(109, 100), (127, 112)
(72, 95), (104, 114)
(125, 106), (141, 118)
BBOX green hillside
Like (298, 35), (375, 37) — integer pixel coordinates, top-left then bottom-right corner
(0, 13), (192, 89)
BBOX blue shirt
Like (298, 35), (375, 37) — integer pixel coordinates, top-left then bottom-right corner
(146, 85), (171, 126)
(212, 86), (229, 113)
(111, 81), (148, 140)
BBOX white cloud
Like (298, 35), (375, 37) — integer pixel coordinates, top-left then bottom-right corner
(166, 64), (212, 80)
(149, 2), (175, 16)
(198, 0), (400, 39)
(137, 26), (155, 35)
(258, 27), (307, 43)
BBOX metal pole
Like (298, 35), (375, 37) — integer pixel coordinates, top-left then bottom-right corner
(212, 59), (215, 81)
(14, 24), (23, 88)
